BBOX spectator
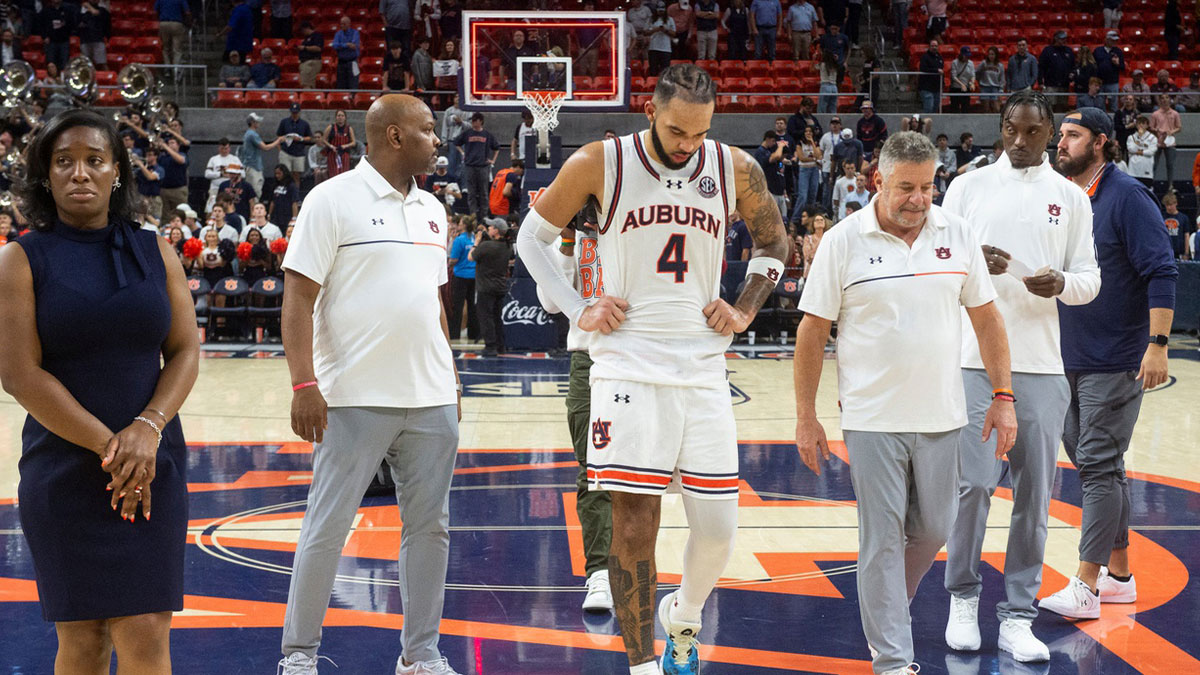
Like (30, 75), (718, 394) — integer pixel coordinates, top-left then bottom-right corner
(1115, 94), (1139, 148)
(223, 0), (254, 58)
(382, 41), (409, 92)
(792, 125), (822, 218)
(218, 166), (257, 223)
(242, 202), (283, 243)
(220, 50), (251, 88)
(856, 100), (887, 159)
(511, 109), (535, 164)
(297, 21), (323, 89)
(832, 126), (864, 172)
(843, 173), (871, 214)
(753, 130), (789, 218)
(441, 93), (467, 176)
(817, 50), (840, 113)
(307, 129), (329, 184)
(831, 159), (857, 219)
(0, 27), (20, 67)
(269, 0), (292, 39)
(1095, 31), (1125, 111)
(1162, 190), (1192, 259)
(890, 0), (910, 48)
(725, 211), (752, 261)
(818, 116), (842, 206)
(456, 112), (499, 221)
(204, 138), (238, 211)
(157, 136), (189, 213)
(410, 35), (434, 92)
(1150, 93), (1181, 185)
(934, 133), (956, 173)
(954, 131), (981, 174)
(918, 39), (943, 113)
(35, 61), (70, 107)
(694, 0), (720, 60)
(667, 1), (695, 60)
(1125, 117), (1156, 183)
(470, 216), (513, 356)
(749, 0), (782, 62)
(800, 212), (828, 277)
(248, 48), (282, 88)
(787, 97), (822, 142)
(1121, 68), (1153, 112)
(646, 5), (676, 77)
(1178, 70), (1200, 112)
(199, 204), (238, 242)
(818, 0), (847, 28)
(39, 0), (73, 71)
(425, 156), (459, 206)
(265, 164), (299, 230)
(1103, 0), (1122, 29)
(238, 225), (271, 283)
(923, 0), (949, 41)
(900, 112), (931, 136)
(626, 0), (653, 58)
(1039, 30), (1074, 110)
(1150, 68), (1183, 112)
(723, 0), (750, 61)
(977, 46), (1005, 113)
(323, 109), (357, 178)
(447, 215), (478, 341)
(332, 15), (361, 90)
(1166, 0), (1182, 58)
(129, 147), (164, 223)
(275, 103), (311, 177)
(76, 0), (109, 69)
(859, 44), (880, 105)
(379, 0), (412, 59)
(155, 0), (190, 73)
(1073, 45), (1098, 95)
(1077, 76), (1106, 110)
(493, 158), (525, 217)
(241, 112), (281, 194)
(948, 46), (975, 115)
(1007, 38), (1037, 91)
(197, 228), (232, 286)
(501, 29), (538, 83)
(818, 21), (850, 74)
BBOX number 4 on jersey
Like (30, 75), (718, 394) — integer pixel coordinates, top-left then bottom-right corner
(657, 234), (689, 283)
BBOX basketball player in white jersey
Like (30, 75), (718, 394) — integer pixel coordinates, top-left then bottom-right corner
(516, 64), (788, 675)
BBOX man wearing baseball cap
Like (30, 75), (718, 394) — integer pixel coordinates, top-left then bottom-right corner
(242, 111), (283, 194)
(1041, 107), (1177, 619)
(1039, 30), (1076, 111)
(1093, 31), (1125, 111)
(469, 216), (513, 356)
(276, 103), (313, 177)
(856, 100), (888, 161)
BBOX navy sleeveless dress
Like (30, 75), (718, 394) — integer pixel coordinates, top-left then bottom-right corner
(16, 219), (188, 622)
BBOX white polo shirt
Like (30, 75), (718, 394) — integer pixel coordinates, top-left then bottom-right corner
(942, 153), (1100, 375)
(799, 197), (997, 433)
(281, 158), (456, 409)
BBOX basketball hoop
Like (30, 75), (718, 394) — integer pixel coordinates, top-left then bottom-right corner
(521, 90), (566, 167)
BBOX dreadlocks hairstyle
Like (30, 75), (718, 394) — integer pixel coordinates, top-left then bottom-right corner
(1001, 89), (1055, 126)
(652, 63), (718, 107)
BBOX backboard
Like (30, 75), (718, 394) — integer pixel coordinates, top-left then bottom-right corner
(459, 10), (628, 113)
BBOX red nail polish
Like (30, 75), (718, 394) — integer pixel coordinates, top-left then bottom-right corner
(106, 486), (112, 491)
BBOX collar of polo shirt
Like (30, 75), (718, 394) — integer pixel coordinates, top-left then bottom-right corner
(359, 157), (426, 204)
(857, 195), (947, 235)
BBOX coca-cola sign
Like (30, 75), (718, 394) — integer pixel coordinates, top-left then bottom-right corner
(501, 299), (554, 326)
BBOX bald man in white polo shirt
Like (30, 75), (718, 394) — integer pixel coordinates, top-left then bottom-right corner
(793, 132), (1017, 675)
(278, 95), (464, 675)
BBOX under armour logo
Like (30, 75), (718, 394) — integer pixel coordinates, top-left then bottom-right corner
(665, 179), (683, 189)
(614, 394), (630, 403)
(1048, 217), (1059, 226)
(372, 218), (385, 226)
(869, 256), (883, 264)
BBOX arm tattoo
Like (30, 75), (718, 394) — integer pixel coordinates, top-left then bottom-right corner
(734, 151), (790, 317)
(609, 554), (657, 665)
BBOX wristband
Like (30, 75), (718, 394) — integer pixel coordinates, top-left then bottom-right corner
(746, 256), (785, 283)
(992, 388), (1014, 396)
(292, 380), (319, 392)
(992, 392), (1016, 403)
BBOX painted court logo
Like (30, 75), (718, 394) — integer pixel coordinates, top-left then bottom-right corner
(591, 419), (613, 449)
(697, 176), (719, 198)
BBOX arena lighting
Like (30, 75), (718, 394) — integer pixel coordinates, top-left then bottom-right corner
(468, 20), (620, 98)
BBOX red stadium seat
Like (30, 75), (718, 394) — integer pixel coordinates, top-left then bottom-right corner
(298, 91), (326, 109)
(109, 36), (134, 52)
(747, 95), (777, 112)
(1018, 12), (1040, 27)
(361, 56), (383, 73)
(271, 91), (299, 109)
(326, 92), (353, 109)
(360, 74), (382, 89)
(243, 90), (273, 107)
(353, 92), (379, 109)
(719, 61), (747, 79)
(775, 77), (802, 92)
(696, 60), (719, 72)
(722, 77), (750, 93)
(214, 90), (245, 108)
(773, 60), (801, 79)
(745, 60), (771, 78)
(748, 77), (774, 92)
(261, 39), (287, 53)
(717, 95), (747, 113)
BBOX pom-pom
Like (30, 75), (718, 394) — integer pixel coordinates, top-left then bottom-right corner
(251, 240), (271, 262)
(217, 238), (236, 262)
(237, 241), (253, 261)
(182, 238), (203, 258)
(270, 237), (288, 255)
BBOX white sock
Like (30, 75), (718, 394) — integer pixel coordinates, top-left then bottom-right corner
(675, 495), (738, 624)
(630, 661), (659, 675)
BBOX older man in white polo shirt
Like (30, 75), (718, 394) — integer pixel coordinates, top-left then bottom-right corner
(278, 95), (463, 675)
(793, 132), (1017, 675)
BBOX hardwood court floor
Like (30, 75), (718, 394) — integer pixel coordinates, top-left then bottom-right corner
(0, 340), (1197, 674)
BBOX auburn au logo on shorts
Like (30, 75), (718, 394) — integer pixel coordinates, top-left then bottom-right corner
(591, 419), (613, 449)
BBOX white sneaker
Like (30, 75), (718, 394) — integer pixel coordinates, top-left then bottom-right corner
(945, 595), (981, 651)
(278, 653), (332, 675)
(582, 569), (613, 612)
(1097, 567), (1137, 603)
(395, 657), (461, 675)
(880, 664), (921, 675)
(1038, 576), (1100, 619)
(998, 618), (1050, 662)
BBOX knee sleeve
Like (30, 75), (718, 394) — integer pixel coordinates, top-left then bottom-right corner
(682, 495), (739, 549)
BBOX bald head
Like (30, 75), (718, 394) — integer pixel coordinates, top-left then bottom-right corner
(365, 94), (432, 149)
(365, 94), (441, 180)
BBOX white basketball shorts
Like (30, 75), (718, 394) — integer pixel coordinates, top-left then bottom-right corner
(586, 378), (739, 500)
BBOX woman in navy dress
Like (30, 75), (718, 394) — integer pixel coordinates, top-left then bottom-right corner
(0, 110), (199, 671)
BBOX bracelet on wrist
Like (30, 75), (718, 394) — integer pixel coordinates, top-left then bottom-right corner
(992, 392), (1016, 403)
(293, 380), (319, 392)
(133, 415), (163, 447)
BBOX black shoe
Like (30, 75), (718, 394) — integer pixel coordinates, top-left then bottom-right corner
(481, 348), (498, 357)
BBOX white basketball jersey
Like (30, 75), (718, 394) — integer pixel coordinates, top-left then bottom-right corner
(590, 131), (737, 388)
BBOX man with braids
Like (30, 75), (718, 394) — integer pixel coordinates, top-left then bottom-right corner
(515, 63), (788, 675)
(794, 132), (1017, 675)
(940, 90), (1101, 662)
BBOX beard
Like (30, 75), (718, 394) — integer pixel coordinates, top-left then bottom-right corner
(1055, 143), (1097, 177)
(650, 120), (698, 171)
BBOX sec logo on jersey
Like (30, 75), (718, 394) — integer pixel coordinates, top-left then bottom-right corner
(697, 176), (719, 199)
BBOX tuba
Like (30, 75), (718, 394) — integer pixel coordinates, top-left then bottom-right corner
(0, 191), (13, 209)
(0, 60), (34, 104)
(117, 64), (154, 106)
(64, 56), (98, 104)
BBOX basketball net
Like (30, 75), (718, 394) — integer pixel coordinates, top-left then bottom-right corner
(522, 90), (566, 164)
